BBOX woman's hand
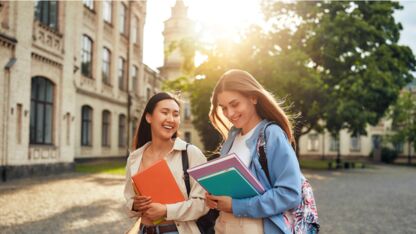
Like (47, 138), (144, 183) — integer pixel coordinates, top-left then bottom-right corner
(132, 195), (152, 212)
(206, 193), (233, 213)
(205, 192), (218, 209)
(143, 203), (167, 221)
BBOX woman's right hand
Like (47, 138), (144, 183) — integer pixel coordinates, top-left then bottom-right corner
(205, 192), (218, 209)
(132, 195), (152, 212)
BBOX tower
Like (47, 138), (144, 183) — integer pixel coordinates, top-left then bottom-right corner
(160, 0), (204, 150)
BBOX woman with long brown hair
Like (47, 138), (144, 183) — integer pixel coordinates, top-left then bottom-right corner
(205, 69), (302, 234)
(124, 92), (208, 234)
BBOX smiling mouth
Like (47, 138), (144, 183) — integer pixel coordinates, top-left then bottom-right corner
(162, 125), (174, 130)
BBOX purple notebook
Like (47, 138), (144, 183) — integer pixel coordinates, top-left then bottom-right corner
(187, 153), (265, 193)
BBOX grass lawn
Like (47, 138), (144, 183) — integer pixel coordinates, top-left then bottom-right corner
(75, 161), (126, 175)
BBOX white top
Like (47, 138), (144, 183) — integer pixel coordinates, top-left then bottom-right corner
(228, 123), (260, 167)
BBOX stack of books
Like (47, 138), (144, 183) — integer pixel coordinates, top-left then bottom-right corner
(187, 153), (265, 199)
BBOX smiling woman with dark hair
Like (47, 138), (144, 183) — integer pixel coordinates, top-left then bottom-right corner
(124, 92), (208, 234)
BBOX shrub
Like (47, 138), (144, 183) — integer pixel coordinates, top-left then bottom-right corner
(381, 147), (398, 164)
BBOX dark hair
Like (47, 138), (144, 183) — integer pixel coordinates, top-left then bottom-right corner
(132, 92), (180, 150)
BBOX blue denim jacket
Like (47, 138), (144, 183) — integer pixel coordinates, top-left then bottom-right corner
(220, 119), (302, 234)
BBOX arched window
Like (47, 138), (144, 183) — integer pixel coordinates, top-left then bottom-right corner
(102, 110), (111, 146)
(119, 114), (126, 147)
(30, 77), (54, 144)
(118, 57), (126, 90)
(81, 105), (93, 146)
(132, 65), (138, 94)
(102, 47), (111, 84)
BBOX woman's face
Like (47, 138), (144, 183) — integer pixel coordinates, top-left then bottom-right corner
(217, 90), (259, 131)
(146, 99), (180, 140)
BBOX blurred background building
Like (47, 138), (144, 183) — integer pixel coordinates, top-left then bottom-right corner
(0, 0), (164, 180)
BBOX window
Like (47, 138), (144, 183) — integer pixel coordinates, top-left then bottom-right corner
(83, 0), (94, 10)
(350, 134), (361, 152)
(329, 135), (339, 152)
(81, 105), (93, 146)
(184, 102), (191, 120)
(102, 110), (111, 146)
(30, 77), (54, 145)
(102, 47), (111, 84)
(185, 131), (191, 143)
(132, 16), (139, 44)
(81, 35), (93, 78)
(118, 57), (126, 90)
(119, 3), (127, 34)
(371, 135), (382, 149)
(395, 142), (404, 153)
(132, 65), (138, 94)
(147, 87), (151, 100)
(119, 114), (126, 147)
(34, 0), (58, 30)
(307, 133), (319, 151)
(103, 0), (112, 23)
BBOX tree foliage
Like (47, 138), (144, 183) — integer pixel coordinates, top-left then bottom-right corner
(389, 90), (416, 162)
(170, 1), (416, 154)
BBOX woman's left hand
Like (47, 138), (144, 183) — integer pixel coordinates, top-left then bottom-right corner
(206, 194), (233, 213)
(143, 203), (167, 221)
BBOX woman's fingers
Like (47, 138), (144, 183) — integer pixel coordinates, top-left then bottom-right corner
(133, 196), (152, 211)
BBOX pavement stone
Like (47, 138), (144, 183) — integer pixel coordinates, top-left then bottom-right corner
(1, 165), (415, 234)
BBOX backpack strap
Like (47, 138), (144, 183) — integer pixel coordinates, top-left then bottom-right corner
(257, 122), (274, 185)
(181, 144), (191, 196)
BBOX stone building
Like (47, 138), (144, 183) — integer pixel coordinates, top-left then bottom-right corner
(0, 0), (161, 181)
(298, 82), (416, 161)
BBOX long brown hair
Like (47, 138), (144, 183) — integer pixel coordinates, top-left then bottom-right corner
(209, 69), (295, 147)
(131, 92), (180, 150)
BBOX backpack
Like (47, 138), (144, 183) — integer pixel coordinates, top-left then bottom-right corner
(181, 144), (219, 234)
(257, 123), (320, 234)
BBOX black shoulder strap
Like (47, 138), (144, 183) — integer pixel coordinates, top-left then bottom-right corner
(257, 122), (276, 185)
(181, 144), (191, 196)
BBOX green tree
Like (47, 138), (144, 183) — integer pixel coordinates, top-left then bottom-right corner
(264, 1), (416, 162)
(389, 90), (416, 164)
(171, 1), (416, 158)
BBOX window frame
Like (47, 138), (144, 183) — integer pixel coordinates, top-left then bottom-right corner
(103, 0), (112, 23)
(118, 57), (126, 90)
(83, 0), (94, 11)
(102, 110), (111, 147)
(81, 105), (93, 146)
(34, 0), (59, 30)
(119, 3), (127, 35)
(119, 114), (126, 147)
(30, 77), (54, 145)
(102, 47), (111, 84)
(81, 35), (93, 78)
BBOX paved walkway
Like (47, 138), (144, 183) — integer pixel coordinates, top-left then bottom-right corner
(0, 165), (415, 233)
(0, 173), (135, 234)
(306, 165), (416, 233)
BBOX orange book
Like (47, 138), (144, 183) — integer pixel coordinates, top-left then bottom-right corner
(131, 159), (185, 204)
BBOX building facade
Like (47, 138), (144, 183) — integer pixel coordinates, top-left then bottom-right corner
(159, 0), (204, 150)
(0, 0), (160, 181)
(298, 83), (416, 160)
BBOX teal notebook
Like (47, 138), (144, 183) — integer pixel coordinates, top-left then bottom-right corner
(198, 167), (260, 199)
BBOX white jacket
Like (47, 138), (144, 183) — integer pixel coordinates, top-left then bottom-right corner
(124, 138), (209, 234)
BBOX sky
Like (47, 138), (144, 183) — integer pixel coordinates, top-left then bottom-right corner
(143, 0), (416, 71)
